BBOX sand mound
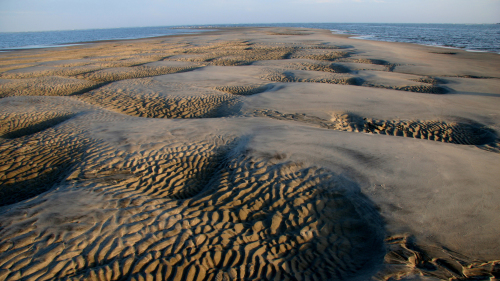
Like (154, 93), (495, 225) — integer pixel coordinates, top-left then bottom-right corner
(0, 59), (176, 78)
(345, 82), (448, 94)
(0, 115), (90, 206)
(0, 112), (75, 139)
(75, 66), (200, 83)
(0, 64), (38, 74)
(352, 70), (449, 94)
(289, 62), (351, 73)
(77, 89), (241, 118)
(170, 41), (352, 67)
(0, 137), (384, 280)
(349, 58), (389, 66)
(362, 118), (496, 145)
(253, 60), (351, 74)
(252, 110), (497, 146)
(171, 41), (296, 65)
(343, 59), (397, 72)
(410, 77), (446, 85)
(81, 139), (234, 200)
(290, 49), (350, 61)
(391, 85), (448, 94)
(0, 65), (105, 79)
(210, 58), (258, 66)
(260, 71), (296, 83)
(260, 70), (362, 85)
(213, 84), (271, 96)
(0, 58), (190, 80)
(0, 77), (99, 97)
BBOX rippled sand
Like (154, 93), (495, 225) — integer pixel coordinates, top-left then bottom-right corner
(1, 27), (499, 281)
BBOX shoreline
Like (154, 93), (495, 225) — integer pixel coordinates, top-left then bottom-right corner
(0, 26), (499, 281)
(2, 23), (499, 54)
(0, 27), (215, 52)
(347, 33), (500, 55)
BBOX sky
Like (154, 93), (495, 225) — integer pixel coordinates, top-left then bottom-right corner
(0, 0), (499, 32)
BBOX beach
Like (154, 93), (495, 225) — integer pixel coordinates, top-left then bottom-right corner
(0, 27), (499, 280)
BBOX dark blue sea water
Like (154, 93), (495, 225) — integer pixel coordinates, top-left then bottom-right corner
(324, 23), (500, 54)
(212, 23), (500, 54)
(1, 23), (499, 54)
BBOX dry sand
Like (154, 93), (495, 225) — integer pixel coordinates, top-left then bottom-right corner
(0, 27), (499, 281)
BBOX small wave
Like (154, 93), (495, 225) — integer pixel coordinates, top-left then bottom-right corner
(330, 29), (348, 34)
(466, 49), (490, 53)
(351, 35), (375, 40)
(1, 43), (84, 50)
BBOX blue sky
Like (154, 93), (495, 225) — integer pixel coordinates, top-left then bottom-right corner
(0, 0), (499, 32)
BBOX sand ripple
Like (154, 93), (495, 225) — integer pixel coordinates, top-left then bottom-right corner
(0, 77), (99, 98)
(252, 110), (498, 147)
(0, 137), (385, 281)
(1, 27), (499, 281)
(77, 90), (241, 119)
(0, 113), (90, 206)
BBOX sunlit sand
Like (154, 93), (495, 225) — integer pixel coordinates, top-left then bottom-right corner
(0, 27), (499, 281)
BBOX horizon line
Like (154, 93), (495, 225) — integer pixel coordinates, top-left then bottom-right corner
(1, 22), (499, 33)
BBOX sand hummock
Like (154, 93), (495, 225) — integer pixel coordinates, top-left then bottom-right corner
(0, 27), (499, 281)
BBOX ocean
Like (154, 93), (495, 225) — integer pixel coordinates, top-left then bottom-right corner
(1, 23), (499, 54)
(0, 27), (207, 51)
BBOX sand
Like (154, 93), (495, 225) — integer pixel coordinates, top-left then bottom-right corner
(0, 27), (499, 281)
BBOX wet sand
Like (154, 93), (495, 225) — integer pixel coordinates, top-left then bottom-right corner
(0, 27), (499, 281)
